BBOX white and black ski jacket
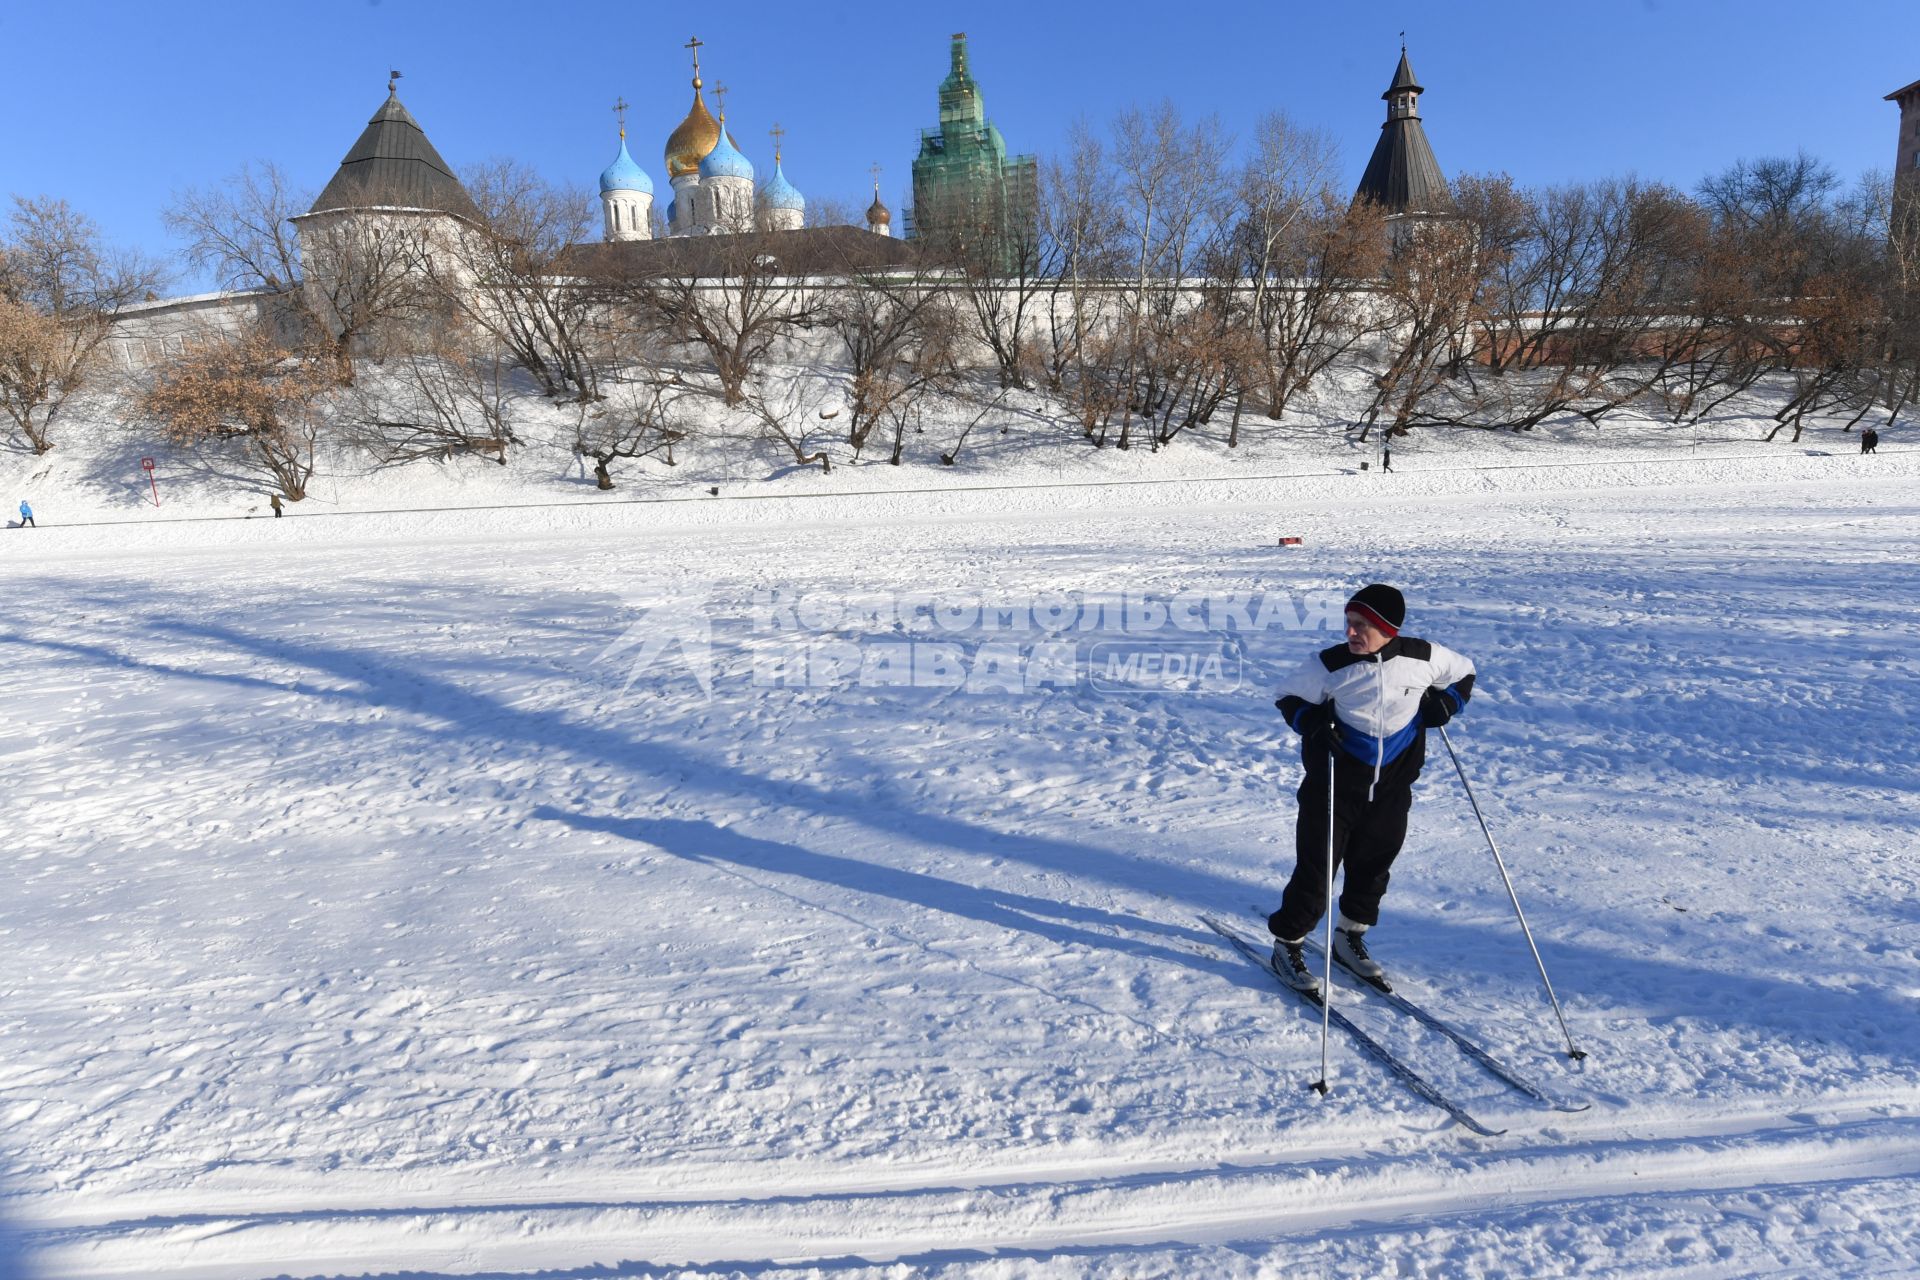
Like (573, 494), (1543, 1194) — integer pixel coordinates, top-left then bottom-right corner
(1276, 636), (1476, 780)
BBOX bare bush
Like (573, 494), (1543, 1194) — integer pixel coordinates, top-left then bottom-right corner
(140, 326), (336, 500)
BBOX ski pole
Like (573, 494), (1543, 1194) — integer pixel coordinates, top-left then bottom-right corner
(1438, 724), (1588, 1062)
(1312, 728), (1337, 1094)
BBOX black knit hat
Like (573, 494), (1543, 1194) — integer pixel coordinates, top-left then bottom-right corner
(1346, 583), (1406, 636)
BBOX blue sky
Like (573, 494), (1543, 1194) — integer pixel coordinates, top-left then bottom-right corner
(3, 0), (1915, 290)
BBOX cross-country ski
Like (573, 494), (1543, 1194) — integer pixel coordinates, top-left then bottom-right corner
(1204, 916), (1509, 1137)
(1302, 936), (1590, 1113)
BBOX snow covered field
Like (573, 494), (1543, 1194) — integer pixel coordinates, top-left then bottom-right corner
(3, 433), (1919, 1278)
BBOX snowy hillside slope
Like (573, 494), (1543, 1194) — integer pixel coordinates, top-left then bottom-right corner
(1, 442), (1918, 1277)
(0, 367), (1909, 533)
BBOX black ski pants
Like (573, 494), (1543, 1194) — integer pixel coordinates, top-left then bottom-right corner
(1269, 734), (1424, 941)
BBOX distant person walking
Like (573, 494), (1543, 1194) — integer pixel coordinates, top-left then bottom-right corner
(17, 500), (34, 528)
(1862, 428), (1879, 455)
(1381, 442), (1394, 473)
(269, 494), (283, 518)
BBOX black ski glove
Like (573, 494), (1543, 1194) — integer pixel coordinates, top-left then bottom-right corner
(1279, 698), (1338, 750)
(1420, 687), (1459, 727)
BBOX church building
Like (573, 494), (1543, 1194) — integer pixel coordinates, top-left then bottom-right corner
(597, 38), (812, 242)
(906, 34), (1035, 267)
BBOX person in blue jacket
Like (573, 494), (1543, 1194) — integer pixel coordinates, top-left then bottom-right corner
(17, 500), (33, 528)
(1268, 583), (1476, 994)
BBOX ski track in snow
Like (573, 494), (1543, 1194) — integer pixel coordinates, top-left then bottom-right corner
(2, 458), (1919, 1277)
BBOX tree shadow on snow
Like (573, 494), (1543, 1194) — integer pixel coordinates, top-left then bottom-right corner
(533, 807), (1205, 968)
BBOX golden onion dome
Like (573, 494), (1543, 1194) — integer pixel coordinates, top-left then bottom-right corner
(665, 79), (720, 179)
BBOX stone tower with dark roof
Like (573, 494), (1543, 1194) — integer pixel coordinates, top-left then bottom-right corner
(305, 85), (479, 220)
(1353, 50), (1450, 216)
(290, 78), (478, 347)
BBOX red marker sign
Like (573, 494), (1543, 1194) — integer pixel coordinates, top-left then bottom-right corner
(141, 458), (159, 507)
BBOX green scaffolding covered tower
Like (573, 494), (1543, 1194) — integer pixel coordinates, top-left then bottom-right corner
(907, 34), (1036, 271)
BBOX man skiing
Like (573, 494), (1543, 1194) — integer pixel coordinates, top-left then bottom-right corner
(1268, 583), (1476, 995)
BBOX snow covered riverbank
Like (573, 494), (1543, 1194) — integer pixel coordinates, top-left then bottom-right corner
(2, 445), (1917, 1277)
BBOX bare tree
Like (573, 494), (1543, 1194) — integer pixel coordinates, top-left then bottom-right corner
(1356, 213), (1483, 439)
(0, 196), (167, 453)
(140, 325), (335, 500)
(1433, 176), (1702, 430)
(611, 233), (818, 406)
(1877, 170), (1920, 427)
(1762, 177), (1888, 441)
(431, 159), (602, 400)
(1228, 111), (1352, 423)
(1036, 124), (1126, 441)
(164, 162), (308, 295)
(292, 200), (444, 382)
(1698, 151), (1841, 246)
(1109, 102), (1231, 449)
(739, 367), (836, 473)
(820, 248), (961, 462)
(347, 319), (518, 466)
(575, 374), (690, 488)
(571, 310), (690, 489)
(804, 197), (859, 229)
(1251, 193), (1389, 421)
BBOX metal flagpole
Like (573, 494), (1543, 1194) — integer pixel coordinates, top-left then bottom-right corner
(1438, 725), (1587, 1061)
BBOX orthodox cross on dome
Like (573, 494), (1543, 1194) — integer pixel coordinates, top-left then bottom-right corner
(713, 81), (730, 120)
(684, 35), (703, 85)
(869, 161), (883, 193)
(769, 122), (786, 162)
(388, 68), (402, 94)
(613, 96), (629, 140)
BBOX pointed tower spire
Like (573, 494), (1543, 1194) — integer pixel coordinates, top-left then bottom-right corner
(1353, 46), (1449, 215)
(307, 76), (478, 218)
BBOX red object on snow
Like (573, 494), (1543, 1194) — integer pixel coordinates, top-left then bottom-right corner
(1278, 537), (1303, 546)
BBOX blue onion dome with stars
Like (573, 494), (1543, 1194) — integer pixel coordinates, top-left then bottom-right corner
(699, 117), (755, 180)
(600, 136), (653, 195)
(761, 155), (804, 212)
